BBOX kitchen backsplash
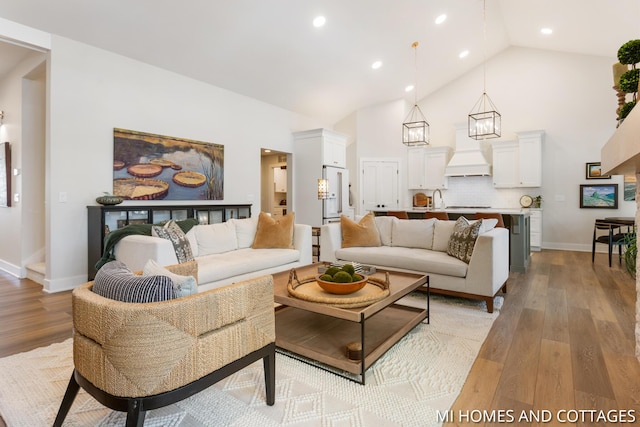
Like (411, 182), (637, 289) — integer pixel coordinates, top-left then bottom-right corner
(416, 175), (536, 209)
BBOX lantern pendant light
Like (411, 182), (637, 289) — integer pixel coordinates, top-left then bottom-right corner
(402, 41), (429, 146)
(468, 0), (501, 139)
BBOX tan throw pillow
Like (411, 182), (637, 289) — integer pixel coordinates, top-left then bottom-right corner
(341, 213), (382, 248)
(446, 217), (483, 263)
(252, 212), (295, 249)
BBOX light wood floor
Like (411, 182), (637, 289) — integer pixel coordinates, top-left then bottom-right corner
(0, 250), (638, 427)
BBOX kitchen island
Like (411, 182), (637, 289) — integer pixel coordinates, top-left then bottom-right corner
(372, 207), (531, 273)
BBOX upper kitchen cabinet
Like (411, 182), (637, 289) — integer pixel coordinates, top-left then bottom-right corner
(491, 130), (544, 188)
(407, 146), (452, 190)
(322, 136), (346, 168)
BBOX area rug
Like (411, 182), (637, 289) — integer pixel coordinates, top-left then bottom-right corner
(0, 294), (502, 427)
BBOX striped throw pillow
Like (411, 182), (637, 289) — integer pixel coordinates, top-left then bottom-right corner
(93, 261), (177, 303)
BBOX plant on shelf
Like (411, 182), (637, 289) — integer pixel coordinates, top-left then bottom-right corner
(624, 232), (637, 278)
(532, 195), (542, 208)
(615, 39), (640, 122)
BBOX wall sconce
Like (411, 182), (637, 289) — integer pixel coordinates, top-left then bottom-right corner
(317, 178), (329, 199)
(0, 111), (4, 126)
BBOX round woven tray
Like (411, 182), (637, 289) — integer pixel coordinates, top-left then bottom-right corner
(287, 269), (390, 308)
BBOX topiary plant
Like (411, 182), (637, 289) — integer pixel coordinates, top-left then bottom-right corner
(620, 100), (637, 119)
(619, 68), (640, 93)
(618, 39), (640, 65)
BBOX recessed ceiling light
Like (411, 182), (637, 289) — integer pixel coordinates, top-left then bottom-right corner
(540, 28), (553, 35)
(371, 60), (382, 69)
(313, 16), (326, 27)
(435, 14), (447, 25)
(459, 50), (469, 59)
(405, 85), (415, 92)
(264, 149), (272, 153)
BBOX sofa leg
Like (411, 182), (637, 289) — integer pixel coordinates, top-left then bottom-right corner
(53, 372), (80, 427)
(501, 282), (507, 293)
(486, 297), (494, 313)
(263, 344), (276, 406)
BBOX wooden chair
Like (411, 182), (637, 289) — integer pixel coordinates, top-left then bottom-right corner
(424, 212), (449, 220)
(53, 265), (275, 427)
(592, 219), (633, 267)
(387, 211), (409, 219)
(474, 212), (505, 228)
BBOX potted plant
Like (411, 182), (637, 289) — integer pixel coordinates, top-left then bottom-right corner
(624, 232), (637, 278)
(532, 195), (542, 208)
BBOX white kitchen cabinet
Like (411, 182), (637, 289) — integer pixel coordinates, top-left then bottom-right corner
(362, 160), (399, 211)
(322, 137), (346, 168)
(407, 147), (451, 190)
(529, 208), (542, 251)
(273, 167), (287, 193)
(491, 131), (543, 188)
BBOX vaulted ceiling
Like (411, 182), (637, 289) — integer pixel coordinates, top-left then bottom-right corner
(0, 0), (638, 124)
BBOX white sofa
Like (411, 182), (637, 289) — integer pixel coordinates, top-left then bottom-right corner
(320, 216), (509, 312)
(114, 217), (312, 292)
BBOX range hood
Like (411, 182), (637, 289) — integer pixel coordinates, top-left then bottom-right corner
(444, 128), (492, 176)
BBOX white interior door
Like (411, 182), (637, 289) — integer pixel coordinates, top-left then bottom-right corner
(361, 160), (399, 212)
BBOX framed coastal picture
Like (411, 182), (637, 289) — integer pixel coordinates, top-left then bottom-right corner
(585, 162), (611, 179)
(624, 174), (636, 201)
(113, 128), (224, 201)
(579, 184), (618, 209)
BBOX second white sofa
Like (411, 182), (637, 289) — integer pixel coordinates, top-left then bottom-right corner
(320, 214), (509, 312)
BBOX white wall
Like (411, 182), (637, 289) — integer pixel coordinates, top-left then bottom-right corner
(348, 46), (635, 251)
(40, 35), (324, 291)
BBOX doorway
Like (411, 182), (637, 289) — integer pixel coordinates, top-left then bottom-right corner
(260, 149), (290, 218)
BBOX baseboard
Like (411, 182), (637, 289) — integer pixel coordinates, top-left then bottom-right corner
(43, 274), (87, 293)
(0, 259), (24, 278)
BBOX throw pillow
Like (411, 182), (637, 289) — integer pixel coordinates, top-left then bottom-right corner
(341, 212), (382, 248)
(195, 221), (238, 256)
(252, 212), (295, 249)
(373, 216), (394, 246)
(391, 218), (436, 249)
(229, 216), (259, 249)
(151, 220), (195, 263)
(143, 259), (198, 298)
(93, 260), (176, 303)
(446, 217), (483, 264)
(432, 220), (457, 252)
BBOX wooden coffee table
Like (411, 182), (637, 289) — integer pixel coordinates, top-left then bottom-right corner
(272, 263), (429, 384)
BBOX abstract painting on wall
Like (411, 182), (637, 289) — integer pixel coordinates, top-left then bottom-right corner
(113, 128), (224, 201)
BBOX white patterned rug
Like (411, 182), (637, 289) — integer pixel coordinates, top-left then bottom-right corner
(0, 294), (501, 427)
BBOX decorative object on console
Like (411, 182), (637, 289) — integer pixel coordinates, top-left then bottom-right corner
(586, 161), (611, 179)
(113, 128), (224, 200)
(402, 41), (429, 146)
(519, 194), (533, 208)
(317, 178), (329, 199)
(95, 192), (123, 205)
(533, 195), (543, 208)
(579, 184), (618, 209)
(468, 0), (501, 140)
(252, 211), (295, 249)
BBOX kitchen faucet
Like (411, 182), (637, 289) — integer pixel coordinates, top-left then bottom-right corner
(432, 189), (444, 209)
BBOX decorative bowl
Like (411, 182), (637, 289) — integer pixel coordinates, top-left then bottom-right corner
(96, 194), (123, 205)
(315, 274), (368, 295)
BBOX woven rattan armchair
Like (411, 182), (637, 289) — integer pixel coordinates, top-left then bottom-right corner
(53, 267), (275, 427)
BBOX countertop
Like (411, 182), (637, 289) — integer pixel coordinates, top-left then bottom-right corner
(373, 207), (534, 215)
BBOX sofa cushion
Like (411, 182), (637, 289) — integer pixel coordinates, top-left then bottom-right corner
(142, 259), (198, 298)
(335, 246), (468, 278)
(341, 213), (382, 248)
(374, 216), (394, 246)
(93, 261), (176, 303)
(151, 220), (195, 263)
(196, 248), (300, 284)
(252, 212), (295, 249)
(447, 217), (483, 264)
(195, 222), (238, 256)
(185, 228), (199, 257)
(230, 216), (259, 249)
(432, 220), (457, 252)
(391, 218), (436, 249)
